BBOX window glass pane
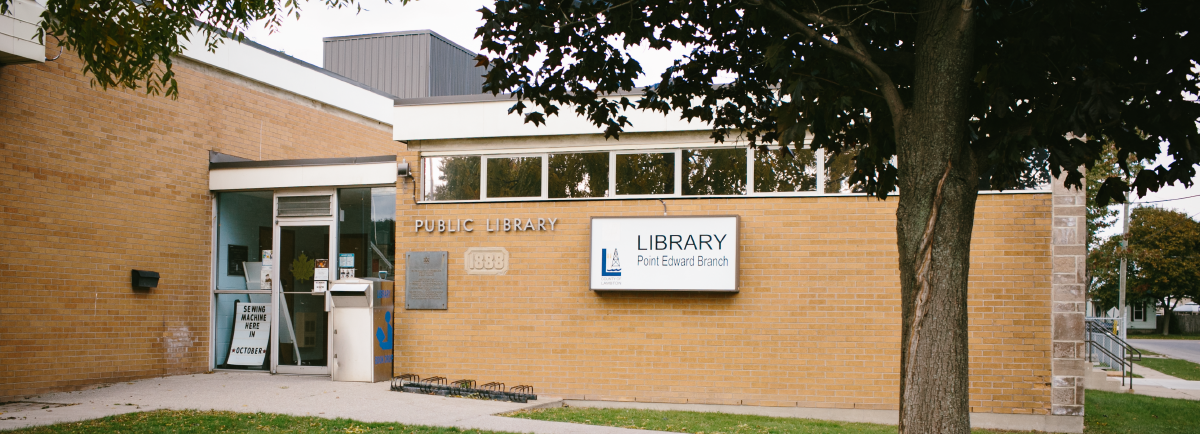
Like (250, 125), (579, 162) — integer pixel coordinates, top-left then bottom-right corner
(215, 293), (272, 370)
(683, 148), (746, 196)
(338, 187), (396, 280)
(616, 152), (675, 195)
(279, 225), (329, 292)
(278, 292), (327, 366)
(754, 147), (817, 193)
(487, 156), (542, 198)
(424, 156), (480, 201)
(825, 148), (865, 193)
(216, 191), (274, 290)
(549, 152), (609, 198)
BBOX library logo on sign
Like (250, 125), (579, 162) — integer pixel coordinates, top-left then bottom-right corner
(601, 248), (622, 277)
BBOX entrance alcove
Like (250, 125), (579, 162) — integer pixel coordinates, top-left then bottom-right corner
(209, 153), (398, 375)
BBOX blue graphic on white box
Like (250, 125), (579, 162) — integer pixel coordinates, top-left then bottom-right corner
(601, 249), (622, 276)
(590, 216), (739, 291)
(376, 311), (393, 350)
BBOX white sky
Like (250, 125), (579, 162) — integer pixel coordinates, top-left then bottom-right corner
(239, 0), (1200, 231)
(239, 0), (692, 88)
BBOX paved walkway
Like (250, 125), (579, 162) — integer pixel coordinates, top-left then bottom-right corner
(1120, 361), (1200, 400)
(1128, 339), (1200, 364)
(0, 371), (1100, 433)
(0, 372), (673, 433)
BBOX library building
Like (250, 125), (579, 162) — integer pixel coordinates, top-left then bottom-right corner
(1, 10), (1087, 433)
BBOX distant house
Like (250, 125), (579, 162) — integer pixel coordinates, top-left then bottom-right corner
(1128, 302), (1158, 332)
(1088, 302), (1157, 332)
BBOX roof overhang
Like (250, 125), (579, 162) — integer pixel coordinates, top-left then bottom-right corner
(209, 155), (398, 191)
(392, 92), (710, 142)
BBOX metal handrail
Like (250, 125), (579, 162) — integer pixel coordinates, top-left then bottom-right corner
(1085, 321), (1143, 362)
(1086, 334), (1133, 388)
(1084, 318), (1142, 390)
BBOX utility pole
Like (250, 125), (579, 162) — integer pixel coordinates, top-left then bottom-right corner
(1118, 192), (1130, 341)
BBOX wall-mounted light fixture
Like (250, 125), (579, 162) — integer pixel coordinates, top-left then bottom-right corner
(397, 160), (412, 179)
(131, 269), (160, 290)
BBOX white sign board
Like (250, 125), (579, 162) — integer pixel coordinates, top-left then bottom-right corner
(226, 302), (272, 366)
(590, 216), (738, 291)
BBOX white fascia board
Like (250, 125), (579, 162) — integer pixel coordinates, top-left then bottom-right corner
(179, 30), (393, 124)
(0, 0), (45, 65)
(394, 99), (710, 141)
(209, 162), (398, 191)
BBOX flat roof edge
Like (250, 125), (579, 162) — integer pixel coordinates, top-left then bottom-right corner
(322, 29), (478, 57)
(394, 88), (651, 107)
(188, 21), (398, 100)
(209, 155), (397, 170)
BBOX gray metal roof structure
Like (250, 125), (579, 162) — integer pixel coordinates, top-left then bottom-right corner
(392, 88), (654, 107)
(323, 30), (486, 100)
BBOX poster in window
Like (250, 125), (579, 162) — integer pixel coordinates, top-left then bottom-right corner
(260, 250), (274, 290)
(314, 259), (329, 281)
(227, 245), (248, 276)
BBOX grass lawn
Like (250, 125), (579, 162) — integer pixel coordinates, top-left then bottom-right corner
(1134, 357), (1200, 381)
(2, 409), (510, 434)
(511, 406), (901, 434)
(508, 391), (1200, 434)
(508, 406), (1033, 433)
(1085, 390), (1200, 434)
(6, 392), (1199, 434)
(1126, 334), (1200, 340)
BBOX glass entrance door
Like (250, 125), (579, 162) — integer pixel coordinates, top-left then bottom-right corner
(273, 222), (334, 375)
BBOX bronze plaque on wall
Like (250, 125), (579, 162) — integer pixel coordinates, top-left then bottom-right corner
(405, 251), (448, 310)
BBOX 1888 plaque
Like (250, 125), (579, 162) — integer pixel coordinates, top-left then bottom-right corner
(405, 251), (448, 310)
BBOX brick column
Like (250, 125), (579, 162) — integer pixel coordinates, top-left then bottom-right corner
(1050, 171), (1087, 416)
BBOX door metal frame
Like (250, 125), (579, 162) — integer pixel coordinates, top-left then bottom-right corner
(271, 187), (338, 375)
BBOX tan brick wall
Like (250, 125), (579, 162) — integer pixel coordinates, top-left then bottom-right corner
(0, 43), (1056, 416)
(394, 191), (1053, 414)
(0, 46), (401, 399)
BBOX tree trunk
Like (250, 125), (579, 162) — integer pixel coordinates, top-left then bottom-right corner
(895, 1), (977, 433)
(1162, 303), (1172, 336)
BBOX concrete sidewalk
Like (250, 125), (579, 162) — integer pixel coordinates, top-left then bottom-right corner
(0, 372), (672, 434)
(1088, 360), (1200, 401)
(0, 372), (1082, 433)
(1126, 361), (1200, 400)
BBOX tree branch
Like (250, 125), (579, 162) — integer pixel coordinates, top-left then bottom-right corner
(763, 1), (907, 120)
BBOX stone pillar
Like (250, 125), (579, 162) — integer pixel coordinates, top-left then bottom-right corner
(1050, 171), (1087, 416)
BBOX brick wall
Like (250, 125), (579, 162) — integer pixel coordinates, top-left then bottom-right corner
(395, 191), (1054, 414)
(0, 46), (401, 399)
(0, 42), (1060, 416)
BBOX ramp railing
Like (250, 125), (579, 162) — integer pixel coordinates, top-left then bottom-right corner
(1085, 317), (1142, 389)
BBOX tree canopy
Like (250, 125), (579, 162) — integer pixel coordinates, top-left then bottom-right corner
(1092, 207), (1200, 333)
(475, 0), (1200, 204)
(0, 0), (396, 97)
(1086, 143), (1140, 251)
(1087, 235), (1127, 314)
(1085, 143), (1137, 308)
(475, 0), (1200, 430)
(1127, 207), (1200, 334)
